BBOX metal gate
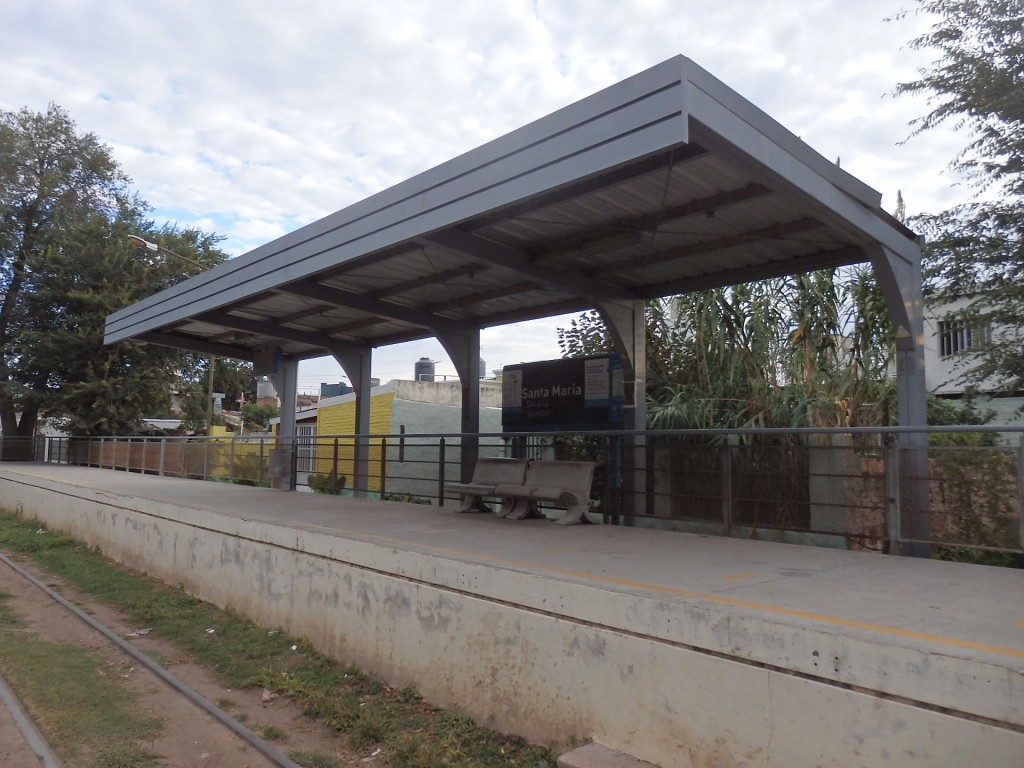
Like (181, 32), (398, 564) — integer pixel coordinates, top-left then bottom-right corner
(296, 425), (316, 473)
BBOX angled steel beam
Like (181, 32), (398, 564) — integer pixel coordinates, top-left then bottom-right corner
(196, 309), (352, 351)
(135, 331), (256, 361)
(274, 303), (338, 324)
(370, 264), (482, 299)
(587, 217), (826, 278)
(641, 245), (866, 298)
(425, 281), (541, 313)
(325, 316), (389, 335)
(530, 183), (773, 266)
(420, 229), (636, 302)
(477, 298), (593, 329)
(278, 279), (462, 333)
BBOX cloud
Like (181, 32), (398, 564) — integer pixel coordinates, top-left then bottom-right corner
(3, 0), (963, 223)
(2, 0), (971, 386)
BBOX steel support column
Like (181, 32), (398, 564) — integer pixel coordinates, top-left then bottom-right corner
(870, 244), (929, 555)
(597, 299), (647, 524)
(269, 355), (299, 491)
(439, 327), (481, 484)
(332, 346), (373, 497)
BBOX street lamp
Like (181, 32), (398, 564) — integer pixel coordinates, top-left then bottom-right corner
(127, 234), (205, 268)
(128, 234), (215, 434)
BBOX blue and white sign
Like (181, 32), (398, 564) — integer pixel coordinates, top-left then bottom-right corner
(502, 355), (624, 432)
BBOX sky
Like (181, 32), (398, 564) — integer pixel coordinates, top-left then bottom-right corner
(2, 0), (971, 393)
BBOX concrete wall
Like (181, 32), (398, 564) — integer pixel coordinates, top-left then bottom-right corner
(384, 398), (504, 500)
(390, 379), (503, 408)
(2, 468), (1021, 768)
(310, 380), (505, 500)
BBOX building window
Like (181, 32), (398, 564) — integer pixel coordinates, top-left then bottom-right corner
(938, 316), (991, 358)
(296, 424), (317, 473)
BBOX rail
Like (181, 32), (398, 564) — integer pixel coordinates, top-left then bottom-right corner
(0, 549), (304, 768)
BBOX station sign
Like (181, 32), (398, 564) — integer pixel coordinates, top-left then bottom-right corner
(501, 355), (624, 432)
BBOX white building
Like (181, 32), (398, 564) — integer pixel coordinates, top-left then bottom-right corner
(924, 296), (1023, 423)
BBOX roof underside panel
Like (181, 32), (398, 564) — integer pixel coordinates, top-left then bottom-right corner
(104, 55), (919, 363)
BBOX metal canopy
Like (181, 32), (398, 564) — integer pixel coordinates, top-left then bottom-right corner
(105, 55), (921, 368)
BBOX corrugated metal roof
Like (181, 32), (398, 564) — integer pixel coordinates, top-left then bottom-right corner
(105, 55), (919, 364)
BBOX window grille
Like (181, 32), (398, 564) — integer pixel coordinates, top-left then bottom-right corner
(937, 316), (991, 358)
(296, 424), (316, 473)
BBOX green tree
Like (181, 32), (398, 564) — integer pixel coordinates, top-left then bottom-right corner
(895, 0), (1024, 391)
(0, 103), (135, 438)
(1, 103), (229, 438)
(17, 215), (224, 436)
(241, 402), (279, 432)
(18, 215), (176, 435)
(177, 357), (256, 434)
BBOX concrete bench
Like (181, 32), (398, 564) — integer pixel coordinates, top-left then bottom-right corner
(494, 459), (596, 525)
(443, 457), (527, 514)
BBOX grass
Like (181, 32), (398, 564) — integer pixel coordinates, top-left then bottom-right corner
(0, 591), (165, 767)
(255, 722), (288, 741)
(289, 752), (343, 768)
(0, 587), (19, 626)
(0, 508), (556, 768)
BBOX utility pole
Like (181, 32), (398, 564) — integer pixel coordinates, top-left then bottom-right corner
(206, 356), (217, 435)
(129, 235), (215, 433)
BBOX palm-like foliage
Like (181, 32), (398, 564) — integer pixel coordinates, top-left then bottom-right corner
(560, 268), (897, 432)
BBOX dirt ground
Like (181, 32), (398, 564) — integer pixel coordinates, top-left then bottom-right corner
(0, 551), (369, 768)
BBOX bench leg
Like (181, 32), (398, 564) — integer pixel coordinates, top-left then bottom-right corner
(504, 497), (539, 520)
(496, 495), (518, 518)
(456, 494), (492, 513)
(554, 500), (590, 525)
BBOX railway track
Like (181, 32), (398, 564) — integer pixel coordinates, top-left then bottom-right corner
(0, 551), (305, 768)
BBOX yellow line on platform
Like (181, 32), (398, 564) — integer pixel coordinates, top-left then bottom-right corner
(348, 528), (1024, 662)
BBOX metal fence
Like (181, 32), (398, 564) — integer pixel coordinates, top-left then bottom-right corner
(11, 426), (1024, 561)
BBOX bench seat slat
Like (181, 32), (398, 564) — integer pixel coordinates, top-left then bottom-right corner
(493, 484), (579, 502)
(444, 482), (502, 496)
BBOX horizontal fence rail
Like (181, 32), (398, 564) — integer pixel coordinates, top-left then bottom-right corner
(11, 426), (1024, 563)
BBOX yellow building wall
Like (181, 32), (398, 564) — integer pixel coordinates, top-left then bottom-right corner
(313, 391), (396, 493)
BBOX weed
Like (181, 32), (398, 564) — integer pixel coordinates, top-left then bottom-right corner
(288, 752), (341, 768)
(0, 588), (20, 627)
(255, 723), (288, 741)
(349, 704), (396, 750)
(95, 746), (166, 767)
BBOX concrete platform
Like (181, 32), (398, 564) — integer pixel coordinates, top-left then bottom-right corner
(1, 463), (1022, 767)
